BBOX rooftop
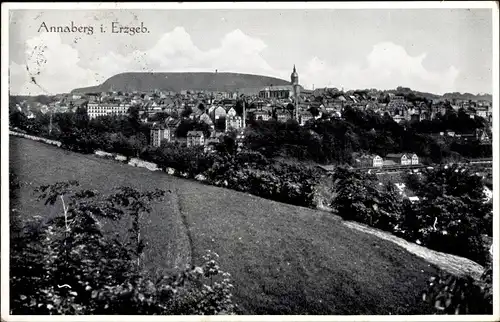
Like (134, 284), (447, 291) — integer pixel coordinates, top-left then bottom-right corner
(187, 131), (205, 137)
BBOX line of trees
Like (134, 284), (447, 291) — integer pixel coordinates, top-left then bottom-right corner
(244, 106), (490, 165)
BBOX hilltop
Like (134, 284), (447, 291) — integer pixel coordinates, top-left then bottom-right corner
(71, 72), (294, 94)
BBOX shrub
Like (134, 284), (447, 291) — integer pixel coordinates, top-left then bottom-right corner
(422, 260), (493, 314)
(332, 167), (403, 230)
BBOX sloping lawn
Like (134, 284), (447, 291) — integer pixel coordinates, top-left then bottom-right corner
(9, 137), (191, 275)
(10, 136), (439, 314)
(174, 180), (438, 314)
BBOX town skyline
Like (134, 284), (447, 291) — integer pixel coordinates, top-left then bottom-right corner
(9, 8), (494, 96)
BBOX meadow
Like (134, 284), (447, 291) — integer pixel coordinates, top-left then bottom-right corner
(9, 136), (441, 314)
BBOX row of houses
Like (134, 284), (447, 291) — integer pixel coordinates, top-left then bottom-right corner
(430, 128), (491, 143)
(353, 152), (420, 168)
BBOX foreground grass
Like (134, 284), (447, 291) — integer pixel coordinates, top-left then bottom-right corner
(10, 137), (191, 275)
(10, 136), (439, 314)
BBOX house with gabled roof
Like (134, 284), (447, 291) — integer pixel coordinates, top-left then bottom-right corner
(385, 153), (416, 166)
(212, 106), (226, 120)
(226, 106), (237, 118)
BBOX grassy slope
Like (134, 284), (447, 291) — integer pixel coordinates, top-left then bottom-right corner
(10, 136), (439, 315)
(9, 137), (191, 275)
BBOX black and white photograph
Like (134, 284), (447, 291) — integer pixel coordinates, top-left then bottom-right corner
(1, 2), (499, 320)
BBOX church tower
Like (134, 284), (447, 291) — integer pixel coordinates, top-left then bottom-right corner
(291, 65), (300, 121)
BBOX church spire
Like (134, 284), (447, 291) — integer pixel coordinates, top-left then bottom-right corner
(291, 64), (299, 85)
(291, 65), (300, 121)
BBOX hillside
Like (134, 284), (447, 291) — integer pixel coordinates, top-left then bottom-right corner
(71, 72), (294, 94)
(10, 136), (445, 314)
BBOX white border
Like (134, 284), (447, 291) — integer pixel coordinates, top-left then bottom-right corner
(1, 1), (498, 10)
(491, 1), (499, 320)
(1, 2), (499, 322)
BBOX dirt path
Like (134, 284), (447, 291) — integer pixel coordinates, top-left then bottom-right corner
(343, 221), (484, 280)
(170, 187), (194, 268)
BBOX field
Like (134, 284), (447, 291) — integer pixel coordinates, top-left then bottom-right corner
(9, 136), (441, 315)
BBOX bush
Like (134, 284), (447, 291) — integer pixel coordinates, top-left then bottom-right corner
(205, 157), (321, 207)
(332, 167), (403, 230)
(410, 195), (488, 265)
(10, 181), (237, 315)
(422, 260), (492, 314)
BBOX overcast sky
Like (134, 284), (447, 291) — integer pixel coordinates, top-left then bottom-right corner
(8, 8), (493, 95)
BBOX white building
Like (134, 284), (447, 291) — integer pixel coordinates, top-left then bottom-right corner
(226, 107), (237, 118)
(409, 153), (419, 165)
(373, 155), (384, 167)
(87, 103), (130, 119)
(225, 116), (243, 132)
(150, 125), (171, 147)
(386, 153), (413, 166)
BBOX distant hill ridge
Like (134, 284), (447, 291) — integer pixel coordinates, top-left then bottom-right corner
(386, 87), (492, 102)
(70, 72), (492, 102)
(71, 72), (293, 94)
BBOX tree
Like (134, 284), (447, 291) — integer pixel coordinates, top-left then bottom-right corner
(216, 130), (238, 155)
(181, 105), (193, 118)
(404, 164), (491, 264)
(128, 133), (148, 158)
(75, 107), (90, 129)
(127, 105), (142, 134)
(234, 100), (244, 116)
(332, 167), (379, 225)
(9, 110), (28, 129)
(332, 167), (405, 231)
(308, 105), (320, 117)
(175, 119), (210, 138)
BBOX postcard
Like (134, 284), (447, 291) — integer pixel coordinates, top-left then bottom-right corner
(2, 2), (499, 321)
